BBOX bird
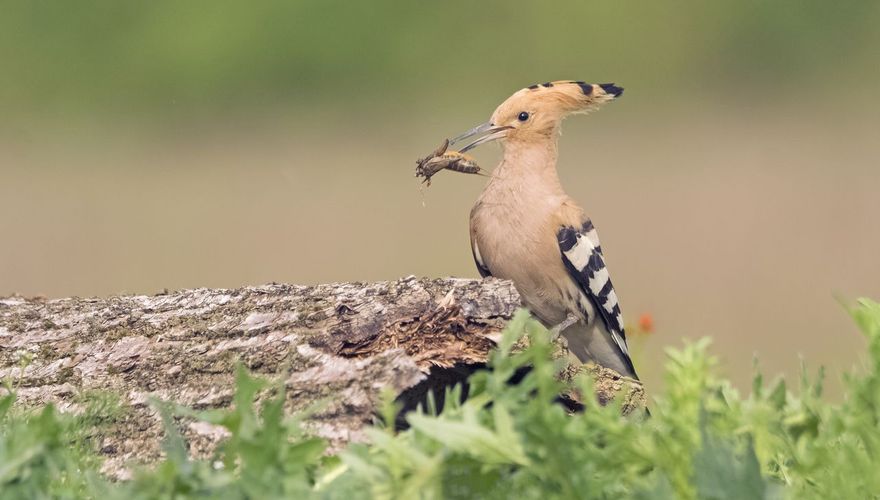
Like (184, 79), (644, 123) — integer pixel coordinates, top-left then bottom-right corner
(450, 80), (639, 380)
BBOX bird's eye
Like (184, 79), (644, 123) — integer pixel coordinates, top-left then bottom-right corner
(517, 111), (530, 122)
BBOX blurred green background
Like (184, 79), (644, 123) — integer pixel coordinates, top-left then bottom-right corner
(2, 0), (879, 393)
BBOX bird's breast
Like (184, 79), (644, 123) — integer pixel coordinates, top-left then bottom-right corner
(470, 183), (573, 324)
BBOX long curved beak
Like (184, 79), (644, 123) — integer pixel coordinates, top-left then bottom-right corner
(449, 122), (513, 153)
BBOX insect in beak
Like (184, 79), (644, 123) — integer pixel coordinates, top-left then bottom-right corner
(449, 122), (513, 153)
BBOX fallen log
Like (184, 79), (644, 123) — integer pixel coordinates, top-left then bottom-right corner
(0, 276), (645, 478)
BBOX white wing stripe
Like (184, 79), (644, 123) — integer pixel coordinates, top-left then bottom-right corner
(611, 331), (629, 356)
(562, 235), (591, 270)
(589, 267), (610, 295)
(584, 228), (600, 248)
(603, 290), (618, 313)
(473, 240), (484, 267)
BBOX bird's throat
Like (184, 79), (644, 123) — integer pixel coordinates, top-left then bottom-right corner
(491, 138), (564, 190)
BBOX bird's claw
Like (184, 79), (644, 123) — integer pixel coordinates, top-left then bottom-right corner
(549, 314), (579, 342)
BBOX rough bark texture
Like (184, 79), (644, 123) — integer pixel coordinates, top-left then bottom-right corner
(0, 276), (645, 478)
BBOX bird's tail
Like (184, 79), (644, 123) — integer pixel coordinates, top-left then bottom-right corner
(561, 320), (639, 380)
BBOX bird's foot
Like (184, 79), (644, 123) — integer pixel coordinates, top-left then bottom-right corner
(549, 313), (579, 342)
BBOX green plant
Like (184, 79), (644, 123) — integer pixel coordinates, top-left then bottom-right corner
(0, 393), (98, 500)
(1, 299), (879, 499)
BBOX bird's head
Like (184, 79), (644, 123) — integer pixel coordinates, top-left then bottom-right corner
(452, 81), (622, 152)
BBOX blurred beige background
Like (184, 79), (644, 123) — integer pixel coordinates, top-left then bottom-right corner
(2, 1), (878, 393)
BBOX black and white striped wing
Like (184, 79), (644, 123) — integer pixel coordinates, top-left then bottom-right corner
(557, 220), (636, 375)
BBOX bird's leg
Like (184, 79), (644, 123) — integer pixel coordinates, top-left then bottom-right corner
(548, 313), (579, 341)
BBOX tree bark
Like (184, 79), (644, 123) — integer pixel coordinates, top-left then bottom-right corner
(0, 276), (645, 478)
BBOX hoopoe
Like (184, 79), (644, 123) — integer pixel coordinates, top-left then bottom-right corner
(451, 80), (639, 379)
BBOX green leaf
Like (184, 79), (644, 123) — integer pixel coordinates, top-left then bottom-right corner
(407, 413), (530, 466)
(694, 413), (772, 500)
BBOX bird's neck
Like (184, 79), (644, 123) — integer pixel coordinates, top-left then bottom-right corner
(494, 139), (564, 192)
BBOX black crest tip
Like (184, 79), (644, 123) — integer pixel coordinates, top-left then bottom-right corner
(599, 83), (624, 98)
